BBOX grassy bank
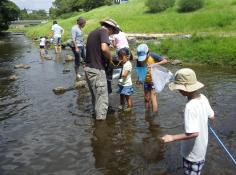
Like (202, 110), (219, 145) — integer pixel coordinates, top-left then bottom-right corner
(18, 0), (236, 66)
(147, 36), (236, 66)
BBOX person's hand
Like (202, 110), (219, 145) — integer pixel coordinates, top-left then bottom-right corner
(136, 80), (141, 86)
(161, 135), (174, 143)
(75, 47), (80, 53)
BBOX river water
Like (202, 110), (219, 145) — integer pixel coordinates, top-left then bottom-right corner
(0, 33), (235, 175)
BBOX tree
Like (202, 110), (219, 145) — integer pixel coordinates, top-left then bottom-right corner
(49, 0), (113, 17)
(83, 0), (113, 11)
(0, 0), (20, 31)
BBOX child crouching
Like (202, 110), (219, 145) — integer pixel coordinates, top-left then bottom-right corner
(117, 48), (133, 112)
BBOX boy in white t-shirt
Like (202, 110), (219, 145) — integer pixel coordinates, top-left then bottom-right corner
(117, 48), (133, 112)
(162, 68), (215, 175)
(51, 21), (64, 53)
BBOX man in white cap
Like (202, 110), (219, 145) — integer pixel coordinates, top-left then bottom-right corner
(84, 19), (120, 120)
(162, 68), (215, 175)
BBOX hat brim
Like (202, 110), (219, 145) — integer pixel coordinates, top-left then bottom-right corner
(169, 81), (204, 92)
(100, 20), (120, 31)
(137, 55), (147, 62)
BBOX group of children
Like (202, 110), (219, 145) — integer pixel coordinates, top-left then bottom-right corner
(114, 43), (167, 113)
(39, 21), (65, 58)
(114, 42), (215, 175)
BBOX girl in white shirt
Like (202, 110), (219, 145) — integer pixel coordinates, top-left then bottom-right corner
(39, 36), (47, 57)
(117, 48), (133, 112)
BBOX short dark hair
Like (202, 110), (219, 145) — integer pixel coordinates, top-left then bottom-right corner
(118, 48), (130, 58)
(77, 17), (86, 26)
(53, 21), (57, 24)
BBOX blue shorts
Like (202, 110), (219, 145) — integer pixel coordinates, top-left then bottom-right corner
(144, 83), (155, 91)
(183, 158), (205, 175)
(117, 85), (134, 96)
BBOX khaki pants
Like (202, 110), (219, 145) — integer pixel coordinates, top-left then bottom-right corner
(84, 67), (108, 119)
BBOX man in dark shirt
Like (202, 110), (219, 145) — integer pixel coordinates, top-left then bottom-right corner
(84, 19), (120, 120)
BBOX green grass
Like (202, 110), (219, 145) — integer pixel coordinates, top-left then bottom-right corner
(24, 0), (236, 37)
(147, 35), (236, 66)
(16, 0), (236, 66)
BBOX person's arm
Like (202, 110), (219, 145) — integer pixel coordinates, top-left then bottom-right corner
(162, 132), (198, 143)
(122, 70), (129, 77)
(71, 28), (79, 52)
(150, 53), (168, 65)
(157, 57), (168, 65)
(101, 43), (112, 63)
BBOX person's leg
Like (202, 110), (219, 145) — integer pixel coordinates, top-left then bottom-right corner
(144, 90), (151, 110)
(84, 69), (96, 116)
(94, 70), (108, 120)
(58, 37), (62, 53)
(54, 37), (58, 53)
(126, 95), (132, 109)
(151, 89), (158, 112)
(120, 94), (125, 106)
(72, 47), (81, 80)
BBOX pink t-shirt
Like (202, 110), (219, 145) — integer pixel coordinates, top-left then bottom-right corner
(113, 32), (129, 51)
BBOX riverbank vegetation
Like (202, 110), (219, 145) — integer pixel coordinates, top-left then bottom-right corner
(0, 0), (20, 31)
(22, 0), (236, 66)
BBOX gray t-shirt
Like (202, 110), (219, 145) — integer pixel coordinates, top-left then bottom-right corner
(71, 25), (84, 47)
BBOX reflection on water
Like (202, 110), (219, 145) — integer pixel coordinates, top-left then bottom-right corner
(0, 33), (235, 175)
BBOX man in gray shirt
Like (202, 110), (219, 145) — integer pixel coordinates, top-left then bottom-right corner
(71, 17), (86, 81)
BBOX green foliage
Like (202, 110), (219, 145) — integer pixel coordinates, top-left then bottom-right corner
(20, 9), (48, 20)
(177, 0), (204, 12)
(154, 36), (236, 66)
(50, 0), (113, 17)
(146, 0), (175, 13)
(0, 0), (20, 31)
(83, 0), (113, 11)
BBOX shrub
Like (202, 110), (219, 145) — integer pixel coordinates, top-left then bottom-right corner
(146, 0), (175, 13)
(177, 0), (204, 12)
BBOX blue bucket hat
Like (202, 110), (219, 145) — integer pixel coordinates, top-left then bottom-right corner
(137, 44), (149, 61)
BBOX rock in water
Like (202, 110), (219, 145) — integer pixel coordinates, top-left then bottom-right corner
(64, 55), (74, 61)
(171, 59), (182, 65)
(74, 80), (87, 89)
(63, 69), (70, 73)
(14, 64), (31, 69)
(52, 87), (66, 94)
(8, 75), (18, 81)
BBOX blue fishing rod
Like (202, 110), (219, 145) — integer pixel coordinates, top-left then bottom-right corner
(209, 124), (236, 165)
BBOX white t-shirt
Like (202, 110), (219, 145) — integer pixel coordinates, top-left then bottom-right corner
(51, 24), (64, 38)
(113, 32), (129, 51)
(118, 61), (132, 86)
(39, 37), (46, 46)
(181, 94), (214, 162)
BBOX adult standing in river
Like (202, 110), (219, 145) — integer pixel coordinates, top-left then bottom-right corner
(71, 17), (86, 81)
(51, 21), (64, 54)
(84, 19), (121, 120)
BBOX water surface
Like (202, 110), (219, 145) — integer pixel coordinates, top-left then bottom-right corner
(0, 33), (235, 175)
